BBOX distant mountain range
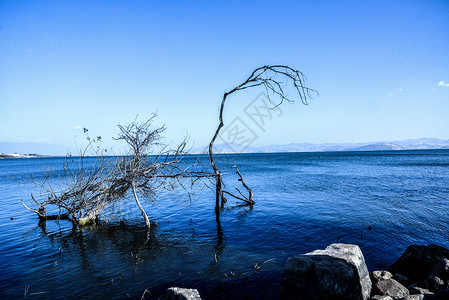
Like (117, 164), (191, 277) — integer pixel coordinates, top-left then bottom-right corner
(193, 138), (449, 154)
(2, 138), (449, 157)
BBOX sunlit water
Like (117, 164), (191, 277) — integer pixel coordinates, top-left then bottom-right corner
(1, 150), (448, 299)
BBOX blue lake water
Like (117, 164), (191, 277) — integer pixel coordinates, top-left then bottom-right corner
(0, 150), (448, 299)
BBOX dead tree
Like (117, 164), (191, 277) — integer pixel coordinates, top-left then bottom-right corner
(23, 115), (213, 229)
(209, 65), (317, 213)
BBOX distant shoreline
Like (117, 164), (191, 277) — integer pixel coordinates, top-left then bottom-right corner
(0, 153), (50, 159)
(1, 147), (448, 159)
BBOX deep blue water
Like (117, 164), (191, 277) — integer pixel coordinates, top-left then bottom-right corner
(0, 150), (448, 299)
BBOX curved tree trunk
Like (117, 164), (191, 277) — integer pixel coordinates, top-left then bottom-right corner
(131, 180), (151, 229)
(208, 92), (230, 212)
(208, 65), (316, 213)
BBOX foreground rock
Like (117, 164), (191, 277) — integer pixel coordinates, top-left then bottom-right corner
(158, 287), (201, 300)
(402, 295), (424, 300)
(388, 245), (449, 282)
(370, 296), (393, 300)
(372, 271), (394, 282)
(370, 270), (409, 299)
(281, 243), (371, 300)
(373, 279), (409, 299)
(367, 244), (449, 300)
(408, 285), (433, 295)
(392, 273), (411, 287)
(425, 258), (449, 291)
(404, 289), (449, 300)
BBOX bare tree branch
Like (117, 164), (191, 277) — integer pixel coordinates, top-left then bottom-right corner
(209, 65), (317, 212)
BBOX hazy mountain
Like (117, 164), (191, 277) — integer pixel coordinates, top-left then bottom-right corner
(193, 138), (449, 154)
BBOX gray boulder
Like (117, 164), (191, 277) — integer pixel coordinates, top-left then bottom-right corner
(281, 243), (371, 300)
(372, 271), (394, 282)
(388, 245), (449, 281)
(408, 282), (427, 290)
(402, 295), (425, 300)
(158, 287), (201, 300)
(370, 296), (393, 300)
(408, 286), (433, 295)
(372, 278), (409, 299)
(425, 258), (449, 291)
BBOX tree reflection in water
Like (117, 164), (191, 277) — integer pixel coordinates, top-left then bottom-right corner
(26, 204), (278, 300)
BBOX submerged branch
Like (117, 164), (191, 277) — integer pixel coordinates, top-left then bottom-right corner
(231, 164), (254, 204)
(21, 198), (45, 218)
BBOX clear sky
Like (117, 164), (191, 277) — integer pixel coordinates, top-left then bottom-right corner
(1, 0), (448, 155)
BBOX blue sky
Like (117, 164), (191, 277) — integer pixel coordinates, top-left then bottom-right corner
(1, 0), (448, 155)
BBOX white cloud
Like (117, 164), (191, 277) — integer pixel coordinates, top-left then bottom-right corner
(438, 81), (449, 87)
(74, 125), (83, 130)
(388, 88), (404, 96)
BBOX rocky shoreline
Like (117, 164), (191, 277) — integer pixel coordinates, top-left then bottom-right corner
(158, 243), (449, 300)
(281, 243), (449, 299)
(371, 244), (449, 300)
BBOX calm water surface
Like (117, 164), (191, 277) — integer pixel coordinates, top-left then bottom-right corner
(0, 150), (448, 299)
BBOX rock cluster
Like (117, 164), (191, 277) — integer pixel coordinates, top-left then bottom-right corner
(369, 245), (449, 300)
(281, 243), (449, 300)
